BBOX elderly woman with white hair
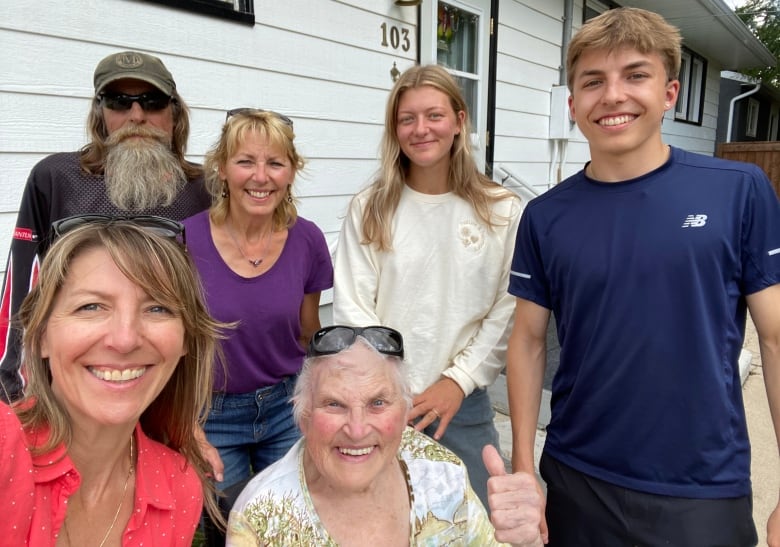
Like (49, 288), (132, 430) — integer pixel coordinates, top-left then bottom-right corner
(226, 325), (529, 546)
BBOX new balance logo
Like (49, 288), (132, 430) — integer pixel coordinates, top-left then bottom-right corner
(681, 214), (708, 228)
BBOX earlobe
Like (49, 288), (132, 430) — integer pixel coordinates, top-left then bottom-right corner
(664, 80), (681, 111)
(40, 329), (49, 359)
(568, 95), (576, 122)
(299, 414), (310, 436)
(456, 110), (466, 135)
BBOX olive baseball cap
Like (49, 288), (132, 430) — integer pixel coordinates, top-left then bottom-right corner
(93, 51), (176, 96)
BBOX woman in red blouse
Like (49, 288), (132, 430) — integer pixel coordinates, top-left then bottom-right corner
(0, 216), (225, 546)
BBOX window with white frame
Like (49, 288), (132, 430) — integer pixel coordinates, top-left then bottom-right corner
(746, 98), (760, 138)
(675, 48), (706, 125)
(146, 0), (253, 24)
(420, 0), (491, 171)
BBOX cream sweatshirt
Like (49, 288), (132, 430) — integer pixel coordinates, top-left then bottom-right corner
(333, 184), (523, 396)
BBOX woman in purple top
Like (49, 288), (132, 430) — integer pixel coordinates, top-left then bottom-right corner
(183, 109), (333, 545)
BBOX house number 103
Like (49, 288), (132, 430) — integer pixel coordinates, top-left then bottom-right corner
(380, 22), (411, 52)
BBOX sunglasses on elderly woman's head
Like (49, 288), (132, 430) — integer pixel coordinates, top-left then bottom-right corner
(51, 214), (186, 245)
(225, 107), (294, 127)
(98, 91), (173, 112)
(308, 326), (404, 359)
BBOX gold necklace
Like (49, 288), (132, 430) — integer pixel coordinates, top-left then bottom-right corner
(64, 435), (134, 547)
(226, 220), (273, 268)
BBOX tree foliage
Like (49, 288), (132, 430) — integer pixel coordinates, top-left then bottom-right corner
(736, 0), (780, 87)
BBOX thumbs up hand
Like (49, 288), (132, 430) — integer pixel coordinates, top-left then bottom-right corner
(482, 445), (547, 546)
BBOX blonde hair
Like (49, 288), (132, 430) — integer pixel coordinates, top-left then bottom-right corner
(567, 7), (682, 91)
(204, 110), (305, 231)
(361, 64), (515, 251)
(80, 89), (201, 181)
(14, 221), (226, 525)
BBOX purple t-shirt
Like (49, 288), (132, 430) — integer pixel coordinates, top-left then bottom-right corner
(183, 211), (333, 393)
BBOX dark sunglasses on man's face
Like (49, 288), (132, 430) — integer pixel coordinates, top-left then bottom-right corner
(226, 108), (294, 127)
(52, 214), (186, 246)
(308, 325), (404, 359)
(98, 91), (173, 112)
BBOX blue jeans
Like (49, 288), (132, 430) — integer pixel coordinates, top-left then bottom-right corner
(423, 387), (499, 511)
(205, 375), (300, 491)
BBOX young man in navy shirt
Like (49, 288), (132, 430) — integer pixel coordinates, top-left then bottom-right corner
(504, 7), (780, 545)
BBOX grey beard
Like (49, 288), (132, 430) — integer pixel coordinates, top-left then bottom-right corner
(104, 126), (186, 211)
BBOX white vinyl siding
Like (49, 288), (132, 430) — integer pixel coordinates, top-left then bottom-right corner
(0, 0), (418, 295)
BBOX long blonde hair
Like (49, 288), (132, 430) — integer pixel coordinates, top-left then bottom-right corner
(14, 220), (226, 525)
(361, 64), (514, 251)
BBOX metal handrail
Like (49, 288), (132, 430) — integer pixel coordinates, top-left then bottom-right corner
(495, 165), (541, 197)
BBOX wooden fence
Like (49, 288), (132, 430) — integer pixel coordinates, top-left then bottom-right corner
(716, 142), (780, 198)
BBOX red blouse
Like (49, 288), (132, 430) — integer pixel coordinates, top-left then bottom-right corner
(0, 402), (203, 546)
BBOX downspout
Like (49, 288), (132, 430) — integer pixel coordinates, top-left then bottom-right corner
(560, 0), (574, 86)
(550, 0), (574, 186)
(727, 83), (761, 142)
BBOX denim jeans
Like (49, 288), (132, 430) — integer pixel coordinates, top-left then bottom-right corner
(205, 375), (300, 491)
(201, 376), (300, 547)
(423, 386), (499, 511)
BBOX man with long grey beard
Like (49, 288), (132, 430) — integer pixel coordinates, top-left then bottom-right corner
(0, 51), (210, 403)
(104, 123), (187, 210)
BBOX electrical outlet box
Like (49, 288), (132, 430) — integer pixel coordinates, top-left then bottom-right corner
(549, 85), (571, 139)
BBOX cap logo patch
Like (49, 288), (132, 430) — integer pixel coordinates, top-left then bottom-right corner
(115, 52), (144, 69)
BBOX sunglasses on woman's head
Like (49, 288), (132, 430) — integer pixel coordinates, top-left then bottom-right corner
(308, 325), (404, 359)
(51, 214), (186, 246)
(225, 108), (294, 127)
(98, 91), (173, 112)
